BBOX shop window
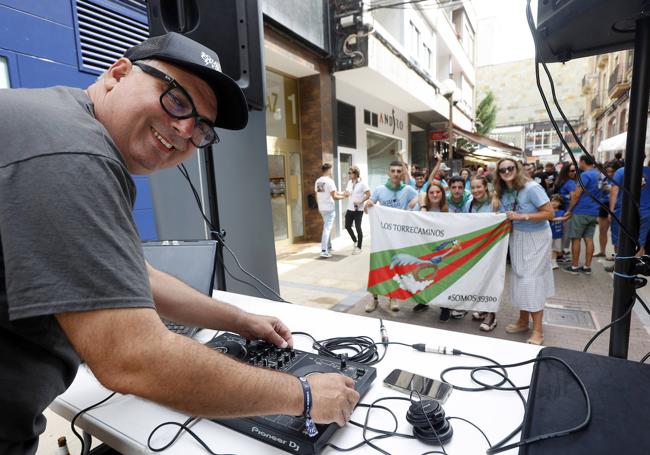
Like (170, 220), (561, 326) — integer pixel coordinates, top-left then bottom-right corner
(364, 109), (371, 125)
(338, 101), (356, 148)
(0, 57), (9, 88)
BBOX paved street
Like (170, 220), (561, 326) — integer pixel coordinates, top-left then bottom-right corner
(277, 231), (650, 359)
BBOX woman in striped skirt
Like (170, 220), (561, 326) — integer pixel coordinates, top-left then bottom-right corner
(492, 159), (555, 345)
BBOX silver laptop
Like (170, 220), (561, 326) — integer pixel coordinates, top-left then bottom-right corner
(142, 240), (217, 337)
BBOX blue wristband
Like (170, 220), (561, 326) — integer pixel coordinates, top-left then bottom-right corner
(298, 376), (318, 437)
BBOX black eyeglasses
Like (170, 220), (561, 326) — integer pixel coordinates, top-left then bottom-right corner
(133, 62), (219, 149)
(499, 165), (516, 174)
(569, 169), (577, 173)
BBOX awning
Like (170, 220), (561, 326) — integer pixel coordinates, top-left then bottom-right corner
(597, 123), (650, 153)
(470, 147), (516, 160)
(453, 125), (523, 155)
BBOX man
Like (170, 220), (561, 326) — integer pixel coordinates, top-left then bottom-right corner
(365, 161), (419, 312)
(543, 161), (558, 194)
(0, 33), (358, 455)
(484, 162), (497, 192)
(608, 160), (650, 260)
(525, 163), (536, 179)
(315, 163), (346, 258)
(410, 170), (429, 194)
(612, 151), (625, 169)
(563, 155), (602, 275)
(447, 176), (472, 213)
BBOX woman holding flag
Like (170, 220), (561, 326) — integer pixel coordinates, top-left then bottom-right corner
(492, 159), (554, 345)
(468, 175), (499, 332)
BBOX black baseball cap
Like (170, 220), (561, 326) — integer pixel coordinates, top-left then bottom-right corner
(124, 32), (248, 130)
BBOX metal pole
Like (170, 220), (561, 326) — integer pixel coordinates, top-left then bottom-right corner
(203, 147), (227, 291)
(448, 97), (454, 161)
(609, 16), (650, 358)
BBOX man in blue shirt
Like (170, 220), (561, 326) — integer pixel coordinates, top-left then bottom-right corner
(365, 161), (418, 312)
(609, 162), (650, 257)
(564, 155), (602, 275)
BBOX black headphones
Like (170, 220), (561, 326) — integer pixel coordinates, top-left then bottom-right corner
(406, 399), (453, 445)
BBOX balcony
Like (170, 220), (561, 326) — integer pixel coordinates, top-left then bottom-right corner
(590, 92), (604, 118)
(597, 53), (609, 69)
(581, 74), (594, 95)
(608, 65), (630, 99)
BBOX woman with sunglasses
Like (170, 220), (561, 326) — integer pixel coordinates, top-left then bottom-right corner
(492, 159), (554, 345)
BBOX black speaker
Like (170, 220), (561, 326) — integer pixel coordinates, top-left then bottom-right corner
(535, 0), (646, 63)
(147, 0), (265, 111)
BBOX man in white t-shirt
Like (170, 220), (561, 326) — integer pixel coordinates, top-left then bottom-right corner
(344, 165), (371, 255)
(315, 163), (346, 258)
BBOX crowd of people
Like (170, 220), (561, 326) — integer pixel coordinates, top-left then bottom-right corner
(315, 150), (640, 346)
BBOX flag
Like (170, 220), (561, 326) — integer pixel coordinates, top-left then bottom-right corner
(367, 206), (510, 312)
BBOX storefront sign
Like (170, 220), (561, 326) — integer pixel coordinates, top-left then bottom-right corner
(430, 131), (449, 141)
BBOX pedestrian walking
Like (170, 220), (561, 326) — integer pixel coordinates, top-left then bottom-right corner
(315, 163), (346, 258)
(344, 166), (370, 255)
(492, 159), (554, 345)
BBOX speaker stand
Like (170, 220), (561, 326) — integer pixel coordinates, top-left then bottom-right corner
(609, 16), (650, 358)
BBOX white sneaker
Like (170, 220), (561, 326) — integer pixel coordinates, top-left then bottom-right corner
(365, 296), (378, 312)
(320, 251), (332, 258)
(352, 247), (361, 255)
(552, 261), (559, 270)
(389, 298), (400, 312)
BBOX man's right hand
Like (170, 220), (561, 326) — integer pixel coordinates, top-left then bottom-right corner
(307, 373), (360, 426)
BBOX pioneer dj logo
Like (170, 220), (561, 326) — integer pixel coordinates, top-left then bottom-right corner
(200, 51), (221, 71)
(251, 426), (300, 452)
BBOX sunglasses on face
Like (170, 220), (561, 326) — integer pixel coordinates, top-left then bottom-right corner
(133, 62), (219, 149)
(569, 169), (576, 173)
(499, 165), (516, 174)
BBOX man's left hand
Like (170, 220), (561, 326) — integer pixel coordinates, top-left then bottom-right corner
(237, 313), (293, 348)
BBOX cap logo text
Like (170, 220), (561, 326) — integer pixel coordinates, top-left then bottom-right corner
(201, 51), (221, 71)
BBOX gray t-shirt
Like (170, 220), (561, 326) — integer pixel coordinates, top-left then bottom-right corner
(0, 87), (154, 454)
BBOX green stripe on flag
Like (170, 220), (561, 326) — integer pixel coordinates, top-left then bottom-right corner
(369, 221), (505, 270)
(368, 224), (509, 300)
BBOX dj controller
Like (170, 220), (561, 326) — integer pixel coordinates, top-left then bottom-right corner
(205, 333), (377, 455)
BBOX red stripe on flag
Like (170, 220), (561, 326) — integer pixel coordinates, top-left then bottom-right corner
(367, 221), (509, 288)
(384, 224), (510, 299)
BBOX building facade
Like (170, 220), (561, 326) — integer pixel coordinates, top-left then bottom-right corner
(476, 57), (588, 164)
(580, 50), (643, 163)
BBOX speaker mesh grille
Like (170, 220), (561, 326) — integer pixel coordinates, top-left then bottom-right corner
(76, 0), (149, 73)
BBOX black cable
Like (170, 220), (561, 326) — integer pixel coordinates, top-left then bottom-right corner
(211, 229), (289, 303)
(583, 293), (650, 352)
(176, 165), (290, 303)
(440, 350), (591, 454)
(147, 418), (236, 455)
(524, 0), (641, 251)
(292, 330), (388, 365)
(71, 392), (116, 455)
(640, 351), (650, 363)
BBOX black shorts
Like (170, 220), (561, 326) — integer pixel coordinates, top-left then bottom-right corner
(598, 206), (609, 218)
